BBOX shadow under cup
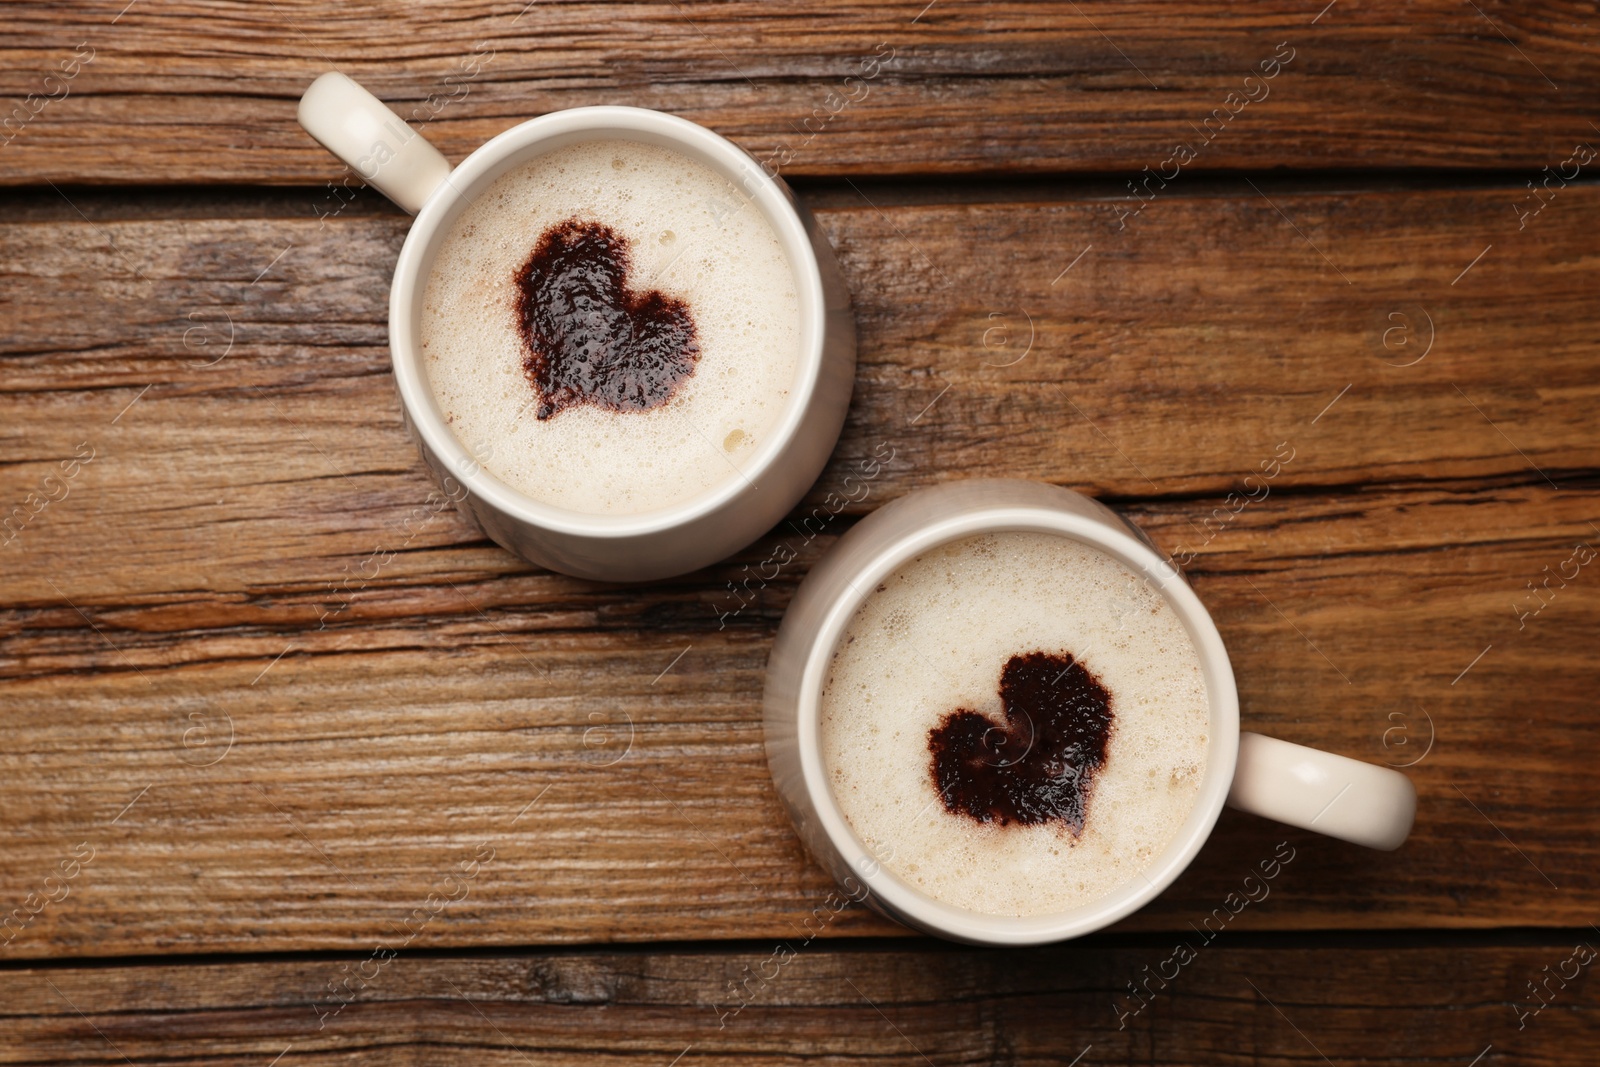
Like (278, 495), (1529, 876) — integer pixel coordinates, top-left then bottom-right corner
(388, 107), (856, 582)
(763, 479), (1241, 946)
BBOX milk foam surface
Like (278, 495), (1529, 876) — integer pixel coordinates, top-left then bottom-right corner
(421, 139), (801, 515)
(819, 532), (1211, 918)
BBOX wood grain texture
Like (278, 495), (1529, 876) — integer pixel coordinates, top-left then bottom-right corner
(2, 941), (1595, 1064)
(4, 181), (1598, 501)
(2, 1), (1599, 184)
(1, 181), (1596, 957)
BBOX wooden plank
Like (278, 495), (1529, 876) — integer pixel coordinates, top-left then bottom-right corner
(3, 182), (1597, 502)
(1, 184), (1597, 956)
(2, 1), (1598, 184)
(0, 942), (1594, 1064)
(5, 480), (1596, 956)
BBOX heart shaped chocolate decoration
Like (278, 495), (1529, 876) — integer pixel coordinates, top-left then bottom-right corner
(514, 218), (700, 420)
(927, 651), (1114, 833)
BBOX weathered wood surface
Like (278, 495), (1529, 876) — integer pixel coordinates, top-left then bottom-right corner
(1, 182), (1596, 957)
(2, 941), (1595, 1064)
(2, 1), (1599, 185)
(4, 182), (1597, 500)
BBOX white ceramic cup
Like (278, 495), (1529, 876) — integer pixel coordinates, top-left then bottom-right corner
(297, 72), (856, 581)
(764, 478), (1416, 946)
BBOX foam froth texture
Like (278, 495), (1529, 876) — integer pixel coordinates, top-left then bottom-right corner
(421, 139), (801, 515)
(819, 531), (1211, 919)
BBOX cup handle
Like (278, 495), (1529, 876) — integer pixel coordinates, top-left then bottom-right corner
(297, 72), (453, 214)
(1226, 731), (1417, 850)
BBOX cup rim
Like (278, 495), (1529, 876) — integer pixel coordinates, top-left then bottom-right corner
(388, 105), (827, 538)
(794, 502), (1241, 945)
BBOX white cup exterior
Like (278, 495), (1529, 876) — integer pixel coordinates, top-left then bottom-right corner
(300, 74), (856, 581)
(763, 479), (1415, 946)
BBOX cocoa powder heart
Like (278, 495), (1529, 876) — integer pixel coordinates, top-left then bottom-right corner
(927, 651), (1114, 833)
(514, 218), (699, 420)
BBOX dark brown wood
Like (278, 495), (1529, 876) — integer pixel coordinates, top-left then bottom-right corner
(1, 182), (1596, 957)
(1, 941), (1594, 1064)
(1, 1), (1598, 185)
(3, 182), (1597, 503)
(5, 8), (1598, 1067)
(3, 478), (1594, 956)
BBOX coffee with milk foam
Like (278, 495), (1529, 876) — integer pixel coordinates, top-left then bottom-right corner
(421, 139), (801, 515)
(820, 531), (1211, 918)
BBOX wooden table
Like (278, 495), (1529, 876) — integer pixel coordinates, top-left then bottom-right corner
(3, 2), (1597, 1063)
